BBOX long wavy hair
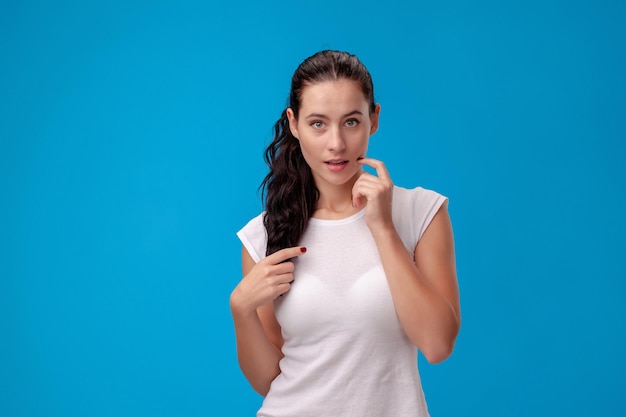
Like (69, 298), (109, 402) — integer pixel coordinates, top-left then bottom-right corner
(260, 50), (377, 256)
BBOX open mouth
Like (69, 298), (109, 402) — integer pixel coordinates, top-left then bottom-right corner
(326, 160), (349, 166)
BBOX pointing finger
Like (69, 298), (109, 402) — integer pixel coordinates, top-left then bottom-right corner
(266, 246), (307, 265)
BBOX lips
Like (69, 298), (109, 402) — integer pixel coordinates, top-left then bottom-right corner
(325, 159), (348, 165)
(324, 159), (350, 172)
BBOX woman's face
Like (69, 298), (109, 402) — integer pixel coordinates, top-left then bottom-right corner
(287, 79), (380, 190)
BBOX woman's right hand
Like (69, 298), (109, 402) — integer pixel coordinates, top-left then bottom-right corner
(230, 246), (307, 315)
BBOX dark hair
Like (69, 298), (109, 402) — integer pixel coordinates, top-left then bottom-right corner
(260, 50), (376, 256)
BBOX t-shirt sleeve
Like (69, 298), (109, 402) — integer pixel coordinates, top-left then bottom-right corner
(414, 187), (448, 242)
(392, 186), (448, 255)
(236, 213), (267, 263)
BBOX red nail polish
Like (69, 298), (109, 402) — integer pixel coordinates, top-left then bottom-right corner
(300, 247), (307, 253)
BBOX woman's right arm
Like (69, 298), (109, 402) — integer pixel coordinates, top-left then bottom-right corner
(229, 245), (305, 396)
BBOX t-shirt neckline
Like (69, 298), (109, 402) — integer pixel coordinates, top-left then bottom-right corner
(308, 208), (366, 226)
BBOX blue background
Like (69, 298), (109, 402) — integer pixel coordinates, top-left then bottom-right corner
(1, 1), (625, 416)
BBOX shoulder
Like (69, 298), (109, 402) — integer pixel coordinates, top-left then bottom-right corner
(392, 185), (449, 252)
(236, 212), (267, 263)
(393, 185), (447, 207)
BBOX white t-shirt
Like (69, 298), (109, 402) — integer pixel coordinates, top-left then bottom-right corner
(237, 186), (448, 417)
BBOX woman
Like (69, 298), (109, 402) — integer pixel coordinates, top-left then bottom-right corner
(230, 50), (460, 417)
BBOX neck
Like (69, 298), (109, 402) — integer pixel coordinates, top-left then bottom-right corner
(312, 172), (363, 220)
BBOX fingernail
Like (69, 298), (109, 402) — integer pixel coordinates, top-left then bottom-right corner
(300, 247), (307, 253)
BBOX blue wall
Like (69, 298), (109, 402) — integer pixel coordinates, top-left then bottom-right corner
(1, 1), (624, 416)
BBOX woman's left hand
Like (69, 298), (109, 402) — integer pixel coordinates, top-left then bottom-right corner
(352, 157), (394, 233)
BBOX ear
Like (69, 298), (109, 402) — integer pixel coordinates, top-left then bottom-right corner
(369, 104), (381, 135)
(286, 108), (300, 139)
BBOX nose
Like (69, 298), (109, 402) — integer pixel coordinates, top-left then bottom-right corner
(327, 126), (346, 152)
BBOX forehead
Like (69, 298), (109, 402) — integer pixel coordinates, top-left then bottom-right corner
(299, 79), (368, 115)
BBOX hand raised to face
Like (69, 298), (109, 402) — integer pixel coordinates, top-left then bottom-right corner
(352, 157), (395, 233)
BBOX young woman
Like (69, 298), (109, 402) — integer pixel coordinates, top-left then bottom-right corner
(230, 50), (460, 417)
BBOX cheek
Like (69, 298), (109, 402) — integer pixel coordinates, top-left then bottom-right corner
(350, 130), (370, 149)
(298, 135), (322, 153)
(297, 139), (316, 164)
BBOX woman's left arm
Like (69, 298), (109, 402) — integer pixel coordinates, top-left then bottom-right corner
(353, 159), (461, 364)
(376, 203), (460, 363)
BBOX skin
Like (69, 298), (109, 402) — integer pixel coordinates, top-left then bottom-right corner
(230, 79), (461, 396)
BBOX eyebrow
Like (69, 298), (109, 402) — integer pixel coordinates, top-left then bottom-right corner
(304, 110), (364, 120)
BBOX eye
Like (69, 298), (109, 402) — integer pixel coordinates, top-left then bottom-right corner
(311, 121), (324, 129)
(345, 118), (360, 127)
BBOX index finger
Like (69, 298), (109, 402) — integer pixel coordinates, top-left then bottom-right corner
(358, 157), (390, 180)
(265, 246), (307, 265)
